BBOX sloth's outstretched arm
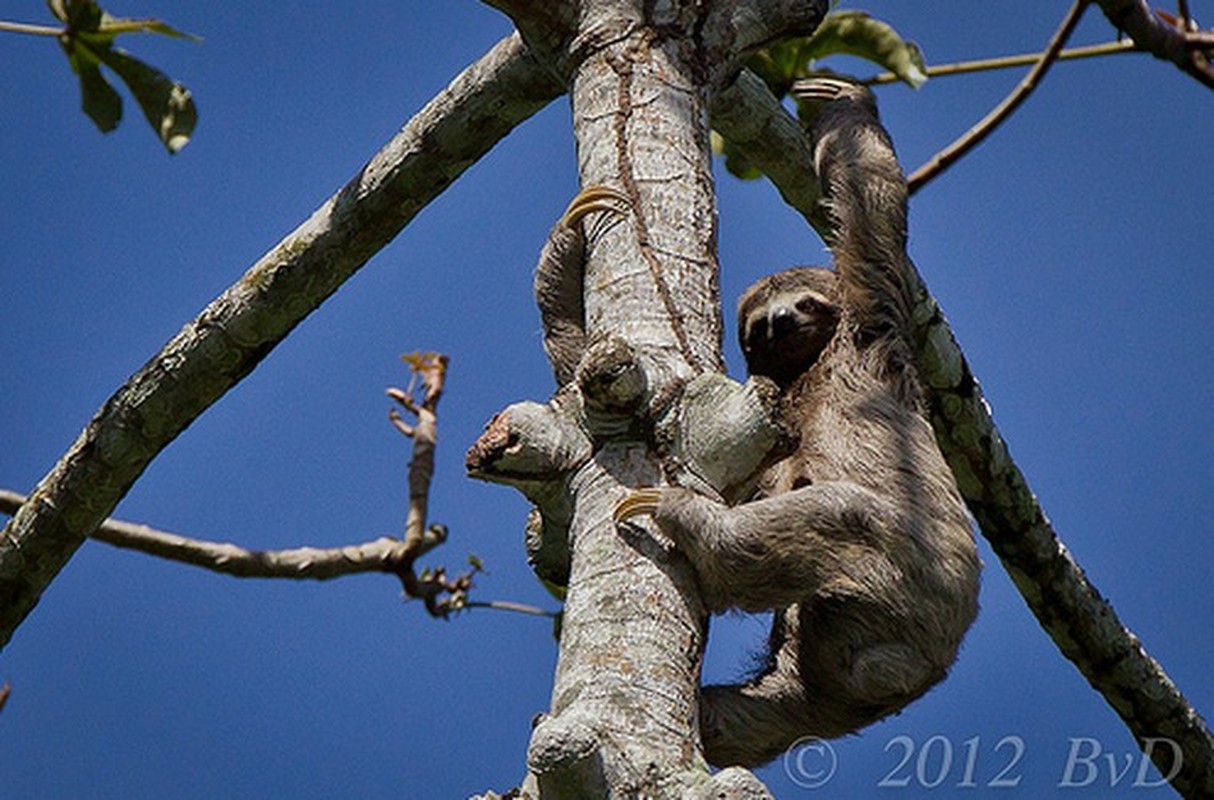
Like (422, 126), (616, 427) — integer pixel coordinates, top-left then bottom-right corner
(616, 484), (901, 613)
(797, 77), (916, 357)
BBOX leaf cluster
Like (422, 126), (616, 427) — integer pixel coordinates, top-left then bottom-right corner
(46, 0), (198, 152)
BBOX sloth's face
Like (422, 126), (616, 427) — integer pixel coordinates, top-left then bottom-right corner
(738, 268), (840, 389)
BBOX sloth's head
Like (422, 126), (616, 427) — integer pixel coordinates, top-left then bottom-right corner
(737, 267), (840, 389)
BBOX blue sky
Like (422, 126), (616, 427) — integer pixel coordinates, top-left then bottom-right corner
(2, 2), (1211, 797)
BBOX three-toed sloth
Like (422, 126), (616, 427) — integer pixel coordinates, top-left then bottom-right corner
(617, 78), (980, 767)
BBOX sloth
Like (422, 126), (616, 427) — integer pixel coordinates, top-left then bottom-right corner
(616, 77), (981, 767)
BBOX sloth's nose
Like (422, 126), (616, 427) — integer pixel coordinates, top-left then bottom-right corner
(770, 307), (797, 338)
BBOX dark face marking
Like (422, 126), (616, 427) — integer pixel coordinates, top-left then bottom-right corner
(739, 276), (840, 389)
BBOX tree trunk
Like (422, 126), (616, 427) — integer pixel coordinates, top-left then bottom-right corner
(469, 2), (826, 796)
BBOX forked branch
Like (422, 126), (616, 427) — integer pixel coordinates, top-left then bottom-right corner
(907, 0), (1090, 194)
(1092, 0), (1214, 87)
(0, 353), (552, 620)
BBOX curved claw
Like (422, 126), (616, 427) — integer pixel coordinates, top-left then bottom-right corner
(791, 76), (866, 103)
(613, 487), (664, 523)
(560, 185), (631, 230)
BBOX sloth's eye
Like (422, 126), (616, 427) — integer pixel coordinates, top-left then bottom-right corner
(796, 296), (826, 315)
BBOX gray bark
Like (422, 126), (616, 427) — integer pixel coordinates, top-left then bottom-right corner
(1092, 0), (1214, 88)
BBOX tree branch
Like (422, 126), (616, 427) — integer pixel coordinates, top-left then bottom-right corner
(711, 69), (830, 237)
(1092, 0), (1214, 87)
(714, 67), (1214, 797)
(0, 488), (424, 580)
(0, 33), (564, 649)
(702, 0), (833, 83)
(907, 0), (1090, 194)
(0, 486), (554, 619)
(1, 354), (445, 593)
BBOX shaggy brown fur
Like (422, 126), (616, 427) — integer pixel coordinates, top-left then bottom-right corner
(620, 78), (980, 767)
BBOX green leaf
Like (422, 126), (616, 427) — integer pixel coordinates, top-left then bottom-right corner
(75, 59), (122, 131)
(97, 14), (201, 42)
(804, 10), (927, 88)
(57, 22), (121, 131)
(96, 47), (196, 153)
(49, 0), (199, 40)
(739, 11), (927, 99)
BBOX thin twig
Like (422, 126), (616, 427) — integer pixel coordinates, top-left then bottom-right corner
(865, 39), (1137, 86)
(388, 352), (449, 554)
(465, 600), (558, 618)
(386, 352), (545, 618)
(0, 20), (62, 36)
(908, 0), (1091, 195)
